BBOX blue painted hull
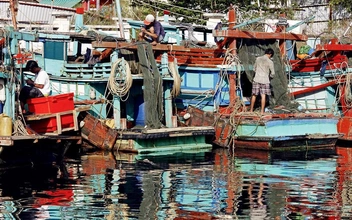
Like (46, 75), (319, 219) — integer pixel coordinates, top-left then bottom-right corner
(232, 115), (340, 150)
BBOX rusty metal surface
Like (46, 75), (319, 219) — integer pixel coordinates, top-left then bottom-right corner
(80, 113), (118, 151)
(213, 118), (233, 148)
(185, 106), (215, 127)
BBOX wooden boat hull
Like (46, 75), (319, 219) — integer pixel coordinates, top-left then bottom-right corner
(337, 116), (352, 143)
(231, 115), (340, 151)
(80, 112), (214, 154)
(184, 105), (340, 150)
(234, 133), (339, 151)
(234, 148), (337, 163)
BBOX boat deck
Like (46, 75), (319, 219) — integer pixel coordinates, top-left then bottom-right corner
(0, 135), (81, 146)
(115, 126), (214, 139)
(0, 106), (92, 147)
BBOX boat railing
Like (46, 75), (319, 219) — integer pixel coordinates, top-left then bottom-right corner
(62, 62), (113, 79)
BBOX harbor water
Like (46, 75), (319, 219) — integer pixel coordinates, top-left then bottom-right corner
(0, 146), (352, 219)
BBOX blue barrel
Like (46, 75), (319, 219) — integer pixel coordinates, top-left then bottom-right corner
(134, 96), (145, 126)
(0, 102), (4, 114)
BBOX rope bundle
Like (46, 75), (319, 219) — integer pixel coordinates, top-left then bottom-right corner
(344, 72), (352, 105)
(168, 60), (181, 97)
(107, 59), (133, 100)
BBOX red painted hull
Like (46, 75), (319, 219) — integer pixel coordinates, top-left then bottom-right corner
(337, 117), (352, 142)
(290, 55), (348, 72)
(234, 134), (338, 151)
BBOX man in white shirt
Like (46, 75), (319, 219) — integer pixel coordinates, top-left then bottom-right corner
(19, 60), (50, 114)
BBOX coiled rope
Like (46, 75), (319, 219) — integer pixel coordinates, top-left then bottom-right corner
(344, 72), (352, 105)
(107, 59), (132, 101)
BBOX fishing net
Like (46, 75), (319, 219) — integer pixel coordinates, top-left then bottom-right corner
(137, 44), (164, 129)
(238, 39), (297, 109)
(119, 48), (140, 74)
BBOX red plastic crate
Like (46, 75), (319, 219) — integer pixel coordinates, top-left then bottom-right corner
(27, 93), (74, 114)
(29, 114), (74, 133)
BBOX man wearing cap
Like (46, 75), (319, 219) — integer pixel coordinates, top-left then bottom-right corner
(19, 60), (51, 114)
(139, 14), (165, 45)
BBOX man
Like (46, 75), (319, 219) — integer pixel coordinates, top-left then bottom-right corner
(138, 14), (165, 45)
(19, 60), (50, 114)
(249, 48), (275, 115)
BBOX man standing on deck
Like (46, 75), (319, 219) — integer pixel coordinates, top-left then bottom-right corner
(138, 14), (165, 45)
(19, 60), (50, 114)
(249, 48), (275, 115)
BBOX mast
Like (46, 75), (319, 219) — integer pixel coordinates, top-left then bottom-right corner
(9, 0), (18, 30)
(228, 5), (237, 108)
(115, 0), (125, 39)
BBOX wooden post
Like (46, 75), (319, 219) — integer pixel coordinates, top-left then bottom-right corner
(162, 52), (173, 128)
(165, 86), (173, 128)
(113, 95), (121, 129)
(120, 118), (127, 129)
(172, 116), (177, 128)
(276, 14), (287, 58)
(56, 113), (62, 134)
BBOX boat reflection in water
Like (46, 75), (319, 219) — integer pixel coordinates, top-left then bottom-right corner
(234, 148), (339, 219)
(2, 146), (352, 219)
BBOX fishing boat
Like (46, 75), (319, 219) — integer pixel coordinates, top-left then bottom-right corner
(287, 42), (352, 144)
(7, 3), (214, 155)
(11, 1), (345, 152)
(149, 6), (341, 150)
(0, 52), (82, 166)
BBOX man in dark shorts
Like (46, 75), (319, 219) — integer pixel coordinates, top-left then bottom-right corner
(138, 14), (165, 45)
(249, 48), (275, 114)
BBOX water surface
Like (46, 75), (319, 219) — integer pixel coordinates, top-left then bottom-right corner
(0, 146), (351, 219)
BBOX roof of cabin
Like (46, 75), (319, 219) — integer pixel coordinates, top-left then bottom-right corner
(38, 0), (81, 8)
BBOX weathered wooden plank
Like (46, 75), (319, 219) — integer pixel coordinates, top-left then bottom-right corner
(92, 41), (190, 51)
(142, 126), (214, 134)
(213, 30), (308, 41)
(56, 113), (62, 134)
(25, 106), (90, 121)
(73, 110), (79, 131)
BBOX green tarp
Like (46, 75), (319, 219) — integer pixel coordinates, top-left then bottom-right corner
(39, 0), (81, 8)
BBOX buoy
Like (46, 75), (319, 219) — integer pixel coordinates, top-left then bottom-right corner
(0, 114), (12, 136)
(183, 113), (191, 120)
